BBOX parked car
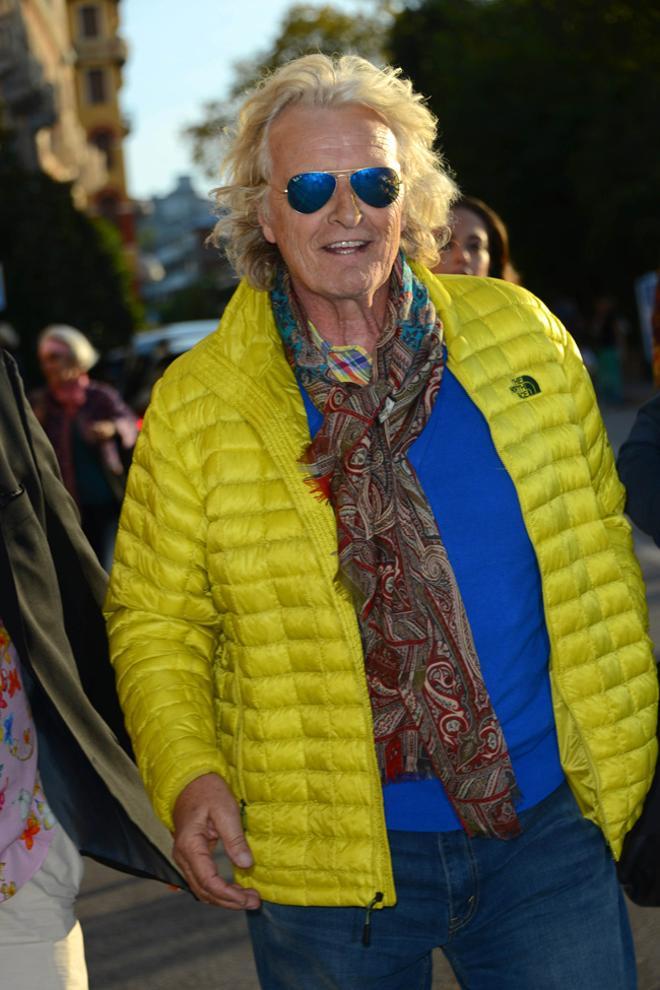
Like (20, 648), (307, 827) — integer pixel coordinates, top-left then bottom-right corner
(100, 318), (219, 417)
(132, 319), (219, 358)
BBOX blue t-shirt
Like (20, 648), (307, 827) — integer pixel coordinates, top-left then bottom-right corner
(299, 366), (564, 831)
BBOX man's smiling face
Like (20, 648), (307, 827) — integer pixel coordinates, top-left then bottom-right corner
(259, 103), (404, 314)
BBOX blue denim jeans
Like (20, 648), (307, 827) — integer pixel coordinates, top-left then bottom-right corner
(246, 782), (636, 989)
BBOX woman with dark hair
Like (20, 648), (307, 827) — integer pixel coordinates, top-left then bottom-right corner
(433, 195), (520, 282)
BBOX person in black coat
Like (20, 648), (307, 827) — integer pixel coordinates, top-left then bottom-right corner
(617, 393), (660, 546)
(0, 350), (183, 987)
(616, 392), (660, 909)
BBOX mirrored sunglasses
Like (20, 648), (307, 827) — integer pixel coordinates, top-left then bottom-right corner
(282, 166), (401, 214)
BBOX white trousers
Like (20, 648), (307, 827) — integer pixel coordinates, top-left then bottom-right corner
(0, 824), (88, 989)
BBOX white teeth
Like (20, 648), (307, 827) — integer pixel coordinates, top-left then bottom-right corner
(326, 240), (365, 249)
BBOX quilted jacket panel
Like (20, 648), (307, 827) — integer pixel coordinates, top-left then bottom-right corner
(106, 268), (657, 906)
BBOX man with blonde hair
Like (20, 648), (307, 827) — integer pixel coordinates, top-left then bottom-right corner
(107, 54), (656, 988)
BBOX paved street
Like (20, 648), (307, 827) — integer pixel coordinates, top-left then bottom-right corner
(78, 396), (660, 990)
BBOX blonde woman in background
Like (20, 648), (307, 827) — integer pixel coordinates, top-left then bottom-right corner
(30, 324), (137, 570)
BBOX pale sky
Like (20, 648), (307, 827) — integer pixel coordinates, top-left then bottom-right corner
(121, 0), (361, 200)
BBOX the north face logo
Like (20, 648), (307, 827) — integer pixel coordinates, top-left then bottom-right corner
(510, 375), (541, 398)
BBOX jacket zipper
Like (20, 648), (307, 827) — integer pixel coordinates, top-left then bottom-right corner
(362, 891), (384, 946)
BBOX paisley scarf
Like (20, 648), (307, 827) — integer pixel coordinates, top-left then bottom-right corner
(271, 255), (520, 838)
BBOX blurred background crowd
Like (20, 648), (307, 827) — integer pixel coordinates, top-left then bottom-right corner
(1, 0), (659, 571)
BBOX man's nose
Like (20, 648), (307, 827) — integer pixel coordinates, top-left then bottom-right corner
(329, 175), (362, 225)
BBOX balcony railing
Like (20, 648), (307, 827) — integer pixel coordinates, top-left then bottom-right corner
(74, 35), (128, 67)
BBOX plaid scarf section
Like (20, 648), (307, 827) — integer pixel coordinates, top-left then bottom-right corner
(271, 255), (521, 838)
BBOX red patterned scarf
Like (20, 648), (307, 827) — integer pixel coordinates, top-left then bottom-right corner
(272, 257), (520, 838)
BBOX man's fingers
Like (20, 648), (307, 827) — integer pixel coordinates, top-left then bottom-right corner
(173, 828), (259, 909)
(175, 846), (259, 909)
(195, 873), (261, 910)
(205, 822), (219, 841)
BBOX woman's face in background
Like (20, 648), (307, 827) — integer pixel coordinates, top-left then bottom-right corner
(432, 206), (491, 277)
(38, 339), (79, 387)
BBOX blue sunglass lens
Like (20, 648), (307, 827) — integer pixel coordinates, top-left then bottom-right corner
(287, 172), (336, 214)
(286, 168), (400, 214)
(350, 167), (400, 208)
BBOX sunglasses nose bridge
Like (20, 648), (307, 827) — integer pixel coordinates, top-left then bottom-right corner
(329, 173), (362, 220)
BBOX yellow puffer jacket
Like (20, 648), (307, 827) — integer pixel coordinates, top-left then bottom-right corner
(106, 268), (658, 909)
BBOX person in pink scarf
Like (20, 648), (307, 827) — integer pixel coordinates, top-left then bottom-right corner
(30, 325), (137, 570)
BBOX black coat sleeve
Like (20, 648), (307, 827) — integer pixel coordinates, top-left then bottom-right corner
(617, 393), (660, 546)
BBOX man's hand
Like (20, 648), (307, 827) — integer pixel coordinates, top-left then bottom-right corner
(172, 773), (261, 910)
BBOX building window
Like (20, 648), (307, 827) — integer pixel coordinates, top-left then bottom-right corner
(91, 129), (114, 169)
(86, 68), (106, 104)
(80, 4), (101, 38)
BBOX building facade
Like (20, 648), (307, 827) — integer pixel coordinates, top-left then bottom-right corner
(66, 0), (135, 256)
(0, 0), (134, 247)
(0, 0), (107, 209)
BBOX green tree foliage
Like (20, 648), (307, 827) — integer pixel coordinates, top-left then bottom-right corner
(388, 0), (660, 308)
(0, 148), (142, 384)
(185, 3), (390, 177)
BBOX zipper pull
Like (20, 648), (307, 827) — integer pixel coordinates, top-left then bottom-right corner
(362, 891), (384, 946)
(239, 799), (248, 832)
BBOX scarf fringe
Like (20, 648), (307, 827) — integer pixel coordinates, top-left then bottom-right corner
(302, 470), (332, 503)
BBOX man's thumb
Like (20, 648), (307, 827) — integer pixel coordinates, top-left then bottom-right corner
(224, 828), (253, 870)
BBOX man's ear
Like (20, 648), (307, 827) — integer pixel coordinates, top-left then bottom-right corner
(258, 198), (277, 245)
(400, 189), (408, 235)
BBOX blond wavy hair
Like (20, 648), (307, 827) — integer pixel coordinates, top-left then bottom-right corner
(38, 325), (99, 372)
(209, 53), (458, 290)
